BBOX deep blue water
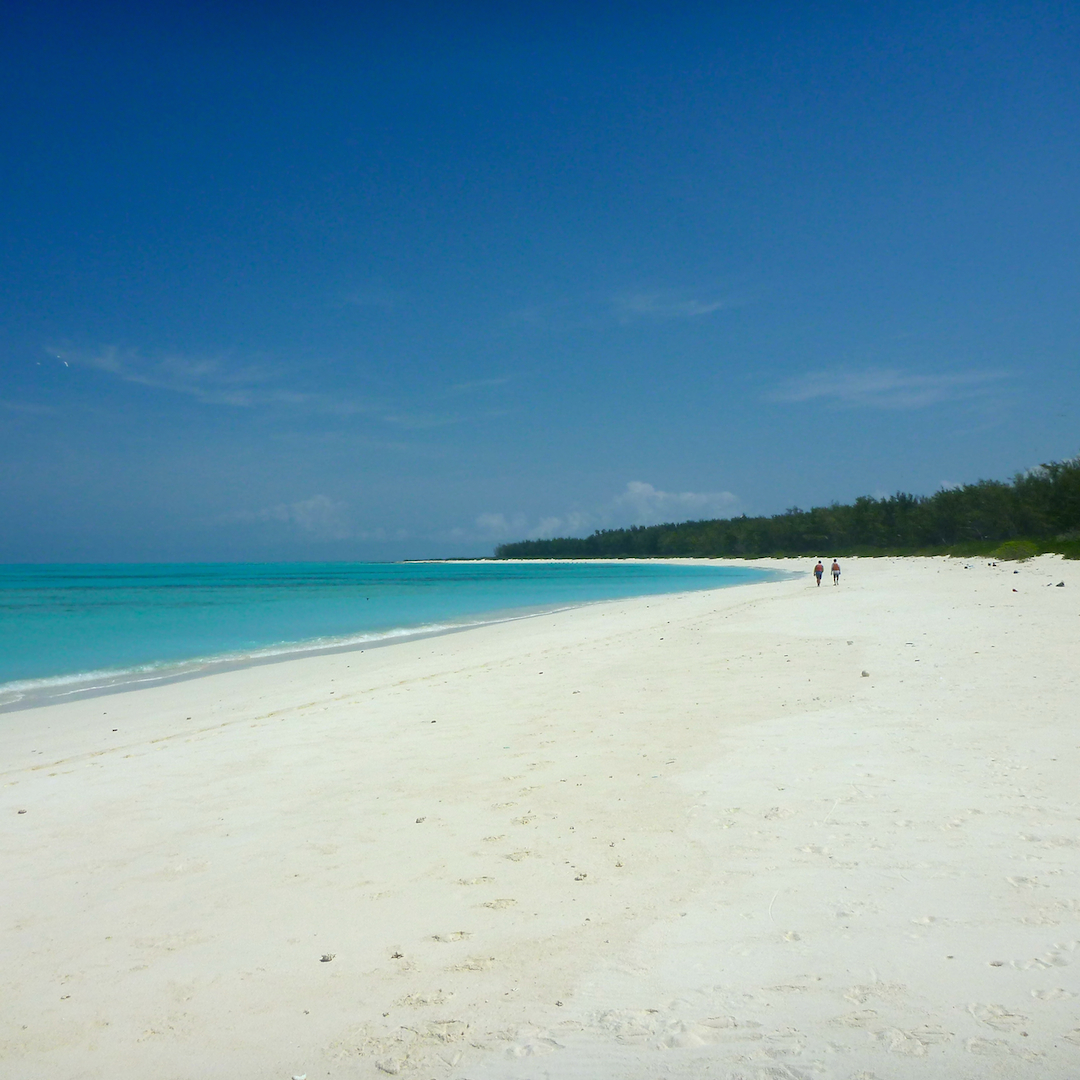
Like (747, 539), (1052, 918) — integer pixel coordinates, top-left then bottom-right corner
(0, 561), (776, 707)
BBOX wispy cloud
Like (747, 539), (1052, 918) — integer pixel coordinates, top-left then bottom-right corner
(472, 510), (599, 542)
(233, 494), (354, 540)
(613, 480), (740, 524)
(262, 495), (351, 538)
(450, 375), (512, 393)
(56, 346), (375, 415)
(613, 290), (745, 321)
(57, 343), (515, 441)
(228, 494), (418, 543)
(502, 288), (746, 332)
(473, 512), (531, 540)
(1, 398), (57, 415)
(472, 481), (741, 542)
(771, 367), (1008, 409)
(381, 411), (466, 430)
(63, 345), (272, 406)
(502, 305), (549, 328)
(341, 287), (403, 310)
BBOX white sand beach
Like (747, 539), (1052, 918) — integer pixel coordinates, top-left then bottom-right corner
(2, 556), (1079, 1079)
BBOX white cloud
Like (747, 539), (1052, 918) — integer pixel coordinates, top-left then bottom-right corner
(55, 345), (376, 415)
(499, 287), (746, 333)
(473, 481), (741, 542)
(771, 367), (1008, 409)
(381, 411), (464, 430)
(450, 375), (512, 393)
(57, 345), (516, 437)
(474, 512), (529, 539)
(252, 495), (353, 540)
(0, 399), (56, 415)
(341, 288), (402, 310)
(613, 481), (740, 524)
(614, 290), (745, 321)
(63, 345), (270, 405)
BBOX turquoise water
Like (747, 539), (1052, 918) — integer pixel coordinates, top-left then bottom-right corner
(0, 561), (776, 708)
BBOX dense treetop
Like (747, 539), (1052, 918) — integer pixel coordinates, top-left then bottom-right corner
(495, 457), (1080, 560)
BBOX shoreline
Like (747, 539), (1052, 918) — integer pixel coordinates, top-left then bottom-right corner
(3, 555), (1078, 1078)
(0, 560), (787, 714)
(0, 601), (584, 715)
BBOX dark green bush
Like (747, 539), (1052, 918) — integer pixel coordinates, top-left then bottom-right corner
(991, 539), (1039, 561)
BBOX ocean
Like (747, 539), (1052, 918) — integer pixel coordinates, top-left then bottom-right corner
(0, 560), (777, 710)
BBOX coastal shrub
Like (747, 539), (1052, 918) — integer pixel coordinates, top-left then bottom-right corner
(991, 540), (1039, 562)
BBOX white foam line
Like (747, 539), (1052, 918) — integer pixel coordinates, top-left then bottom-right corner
(0, 604), (586, 706)
(0, 572), (786, 709)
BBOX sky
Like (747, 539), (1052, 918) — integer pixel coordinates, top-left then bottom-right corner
(1, 1), (1078, 561)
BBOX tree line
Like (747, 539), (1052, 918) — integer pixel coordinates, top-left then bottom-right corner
(494, 456), (1080, 560)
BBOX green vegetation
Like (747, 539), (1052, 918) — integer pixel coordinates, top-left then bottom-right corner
(494, 456), (1080, 561)
(990, 539), (1041, 562)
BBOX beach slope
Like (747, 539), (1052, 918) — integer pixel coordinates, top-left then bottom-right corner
(2, 557), (1078, 1078)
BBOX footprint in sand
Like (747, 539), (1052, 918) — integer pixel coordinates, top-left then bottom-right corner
(1009, 940), (1078, 970)
(457, 877), (494, 886)
(834, 1010), (879, 1027)
(966, 1038), (1012, 1056)
(395, 990), (452, 1007)
(844, 983), (907, 1005)
(969, 1003), (1028, 1030)
(872, 1026), (950, 1055)
(449, 956), (495, 972)
(967, 1035), (1038, 1060)
(1006, 876), (1044, 889)
(481, 898), (517, 909)
(503, 1026), (564, 1057)
(1021, 832), (1079, 848)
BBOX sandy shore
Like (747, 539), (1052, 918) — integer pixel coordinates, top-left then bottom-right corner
(2, 556), (1079, 1078)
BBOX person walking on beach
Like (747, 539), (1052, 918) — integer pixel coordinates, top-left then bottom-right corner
(831, 559), (841, 585)
(814, 560), (824, 586)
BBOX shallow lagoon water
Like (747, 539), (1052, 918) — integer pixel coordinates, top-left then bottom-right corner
(0, 560), (778, 708)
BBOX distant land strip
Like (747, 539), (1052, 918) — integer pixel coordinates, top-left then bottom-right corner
(494, 455), (1080, 561)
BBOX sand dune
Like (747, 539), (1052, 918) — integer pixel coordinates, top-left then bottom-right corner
(3, 556), (1078, 1078)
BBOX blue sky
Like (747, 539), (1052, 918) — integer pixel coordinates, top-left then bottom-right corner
(2, 1), (1078, 561)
